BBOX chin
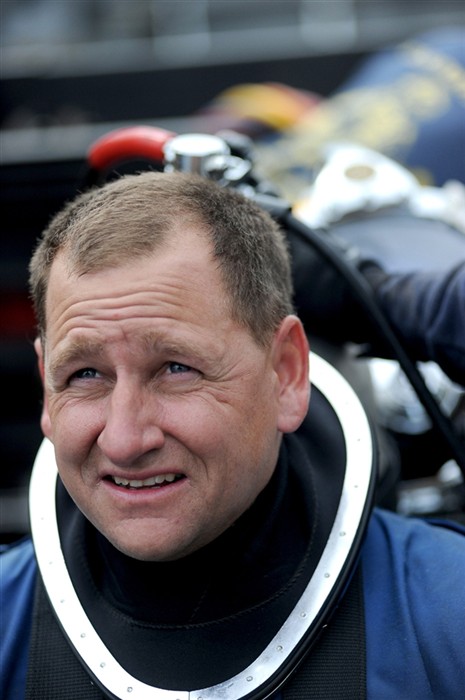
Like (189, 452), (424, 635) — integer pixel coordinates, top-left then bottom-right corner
(109, 534), (194, 563)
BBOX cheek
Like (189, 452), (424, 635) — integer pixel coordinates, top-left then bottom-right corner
(174, 387), (278, 473)
(47, 398), (104, 458)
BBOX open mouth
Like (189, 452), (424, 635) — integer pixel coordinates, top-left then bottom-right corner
(107, 474), (185, 490)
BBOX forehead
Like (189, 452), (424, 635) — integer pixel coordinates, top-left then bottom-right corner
(43, 226), (233, 346)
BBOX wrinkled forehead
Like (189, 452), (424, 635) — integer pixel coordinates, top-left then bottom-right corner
(43, 230), (229, 332)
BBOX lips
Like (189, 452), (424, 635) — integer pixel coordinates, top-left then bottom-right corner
(109, 473), (184, 489)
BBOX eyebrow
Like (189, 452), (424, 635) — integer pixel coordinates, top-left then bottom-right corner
(48, 339), (106, 378)
(140, 331), (210, 363)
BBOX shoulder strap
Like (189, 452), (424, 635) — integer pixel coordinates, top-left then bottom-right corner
(283, 564), (366, 700)
(25, 574), (106, 700)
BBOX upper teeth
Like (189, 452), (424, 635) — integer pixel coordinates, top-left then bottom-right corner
(112, 474), (179, 488)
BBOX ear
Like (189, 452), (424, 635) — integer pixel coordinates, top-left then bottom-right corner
(34, 337), (52, 439)
(272, 316), (310, 434)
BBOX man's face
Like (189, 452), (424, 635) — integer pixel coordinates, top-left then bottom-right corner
(37, 226), (309, 561)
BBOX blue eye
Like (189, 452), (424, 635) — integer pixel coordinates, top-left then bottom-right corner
(168, 362), (192, 374)
(71, 368), (99, 380)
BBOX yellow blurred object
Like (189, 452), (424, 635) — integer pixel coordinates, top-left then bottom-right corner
(213, 82), (320, 130)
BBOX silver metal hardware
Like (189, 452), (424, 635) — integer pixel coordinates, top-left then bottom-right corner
(163, 134), (230, 176)
(294, 143), (465, 234)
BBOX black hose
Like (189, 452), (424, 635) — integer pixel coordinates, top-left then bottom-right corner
(281, 210), (465, 477)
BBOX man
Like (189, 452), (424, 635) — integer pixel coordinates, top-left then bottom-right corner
(2, 172), (464, 699)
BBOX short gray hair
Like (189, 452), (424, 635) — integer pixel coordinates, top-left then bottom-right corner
(29, 171), (294, 346)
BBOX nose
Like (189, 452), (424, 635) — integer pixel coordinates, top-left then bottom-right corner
(97, 380), (165, 467)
